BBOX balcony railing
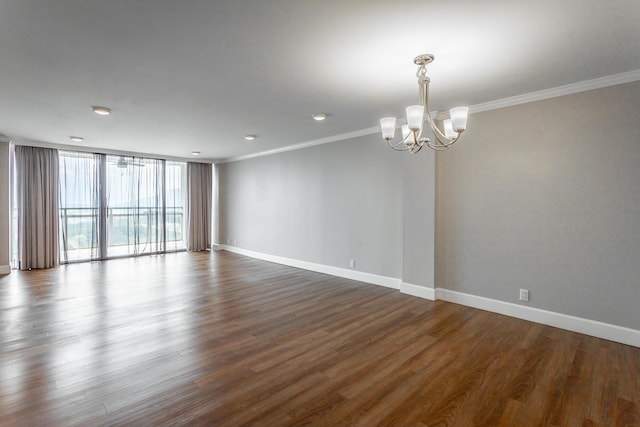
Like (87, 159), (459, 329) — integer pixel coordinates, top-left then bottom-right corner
(59, 206), (185, 261)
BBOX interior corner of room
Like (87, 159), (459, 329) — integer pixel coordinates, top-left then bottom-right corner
(215, 80), (640, 347)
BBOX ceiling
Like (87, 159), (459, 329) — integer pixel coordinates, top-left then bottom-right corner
(1, 0), (639, 162)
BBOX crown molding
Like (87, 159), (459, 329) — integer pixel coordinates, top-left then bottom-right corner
(470, 69), (640, 114)
(219, 69), (640, 164)
(217, 126), (380, 164)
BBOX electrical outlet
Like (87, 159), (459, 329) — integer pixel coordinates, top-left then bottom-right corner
(226, 238), (231, 245)
(519, 289), (529, 302)
(349, 259), (355, 268)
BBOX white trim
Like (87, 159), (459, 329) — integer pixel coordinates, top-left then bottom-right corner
(435, 288), (640, 348)
(218, 69), (640, 163)
(0, 265), (11, 275)
(220, 245), (401, 290)
(218, 127), (380, 164)
(470, 69), (640, 114)
(218, 245), (639, 346)
(400, 282), (436, 301)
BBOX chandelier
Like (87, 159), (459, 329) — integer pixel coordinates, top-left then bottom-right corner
(379, 54), (469, 153)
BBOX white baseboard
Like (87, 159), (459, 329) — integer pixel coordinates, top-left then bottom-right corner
(216, 247), (639, 347)
(400, 282), (436, 301)
(435, 288), (640, 348)
(0, 265), (10, 275)
(220, 245), (401, 290)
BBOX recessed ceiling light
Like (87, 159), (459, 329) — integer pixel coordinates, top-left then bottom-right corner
(312, 113), (328, 121)
(69, 136), (84, 142)
(191, 151), (201, 156)
(244, 134), (257, 141)
(92, 106), (112, 115)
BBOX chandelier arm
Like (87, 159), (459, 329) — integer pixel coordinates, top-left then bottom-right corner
(389, 139), (406, 149)
(427, 119), (452, 142)
(426, 141), (453, 151)
(420, 79), (455, 145)
(386, 139), (411, 151)
(429, 135), (457, 149)
(386, 128), (423, 151)
(432, 131), (460, 148)
(429, 121), (458, 145)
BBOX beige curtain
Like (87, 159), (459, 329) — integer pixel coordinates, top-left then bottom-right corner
(186, 162), (212, 251)
(14, 145), (60, 269)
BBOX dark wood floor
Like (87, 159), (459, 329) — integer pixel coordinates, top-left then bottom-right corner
(0, 251), (638, 426)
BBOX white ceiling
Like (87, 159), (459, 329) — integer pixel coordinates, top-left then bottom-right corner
(1, 0), (639, 161)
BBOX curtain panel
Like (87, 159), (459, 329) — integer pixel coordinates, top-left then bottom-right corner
(14, 145), (60, 270)
(106, 156), (164, 256)
(59, 151), (100, 262)
(186, 162), (212, 251)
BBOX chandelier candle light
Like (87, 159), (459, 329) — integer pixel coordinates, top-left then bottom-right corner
(380, 54), (469, 153)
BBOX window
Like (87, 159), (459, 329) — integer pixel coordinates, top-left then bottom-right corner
(59, 151), (99, 262)
(165, 161), (187, 251)
(57, 151), (187, 262)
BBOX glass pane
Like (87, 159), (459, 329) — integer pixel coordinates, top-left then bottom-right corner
(105, 155), (163, 257)
(51, 151), (188, 263)
(166, 161), (186, 251)
(58, 151), (100, 262)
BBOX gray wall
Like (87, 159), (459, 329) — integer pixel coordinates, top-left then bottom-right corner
(402, 150), (435, 287)
(218, 134), (405, 279)
(0, 140), (10, 269)
(200, 80), (640, 332)
(436, 81), (640, 330)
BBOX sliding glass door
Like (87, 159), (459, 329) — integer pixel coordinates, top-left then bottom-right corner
(59, 152), (100, 262)
(58, 151), (186, 262)
(105, 155), (164, 257)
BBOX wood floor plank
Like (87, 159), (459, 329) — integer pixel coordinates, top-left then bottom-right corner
(1, 250), (639, 426)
